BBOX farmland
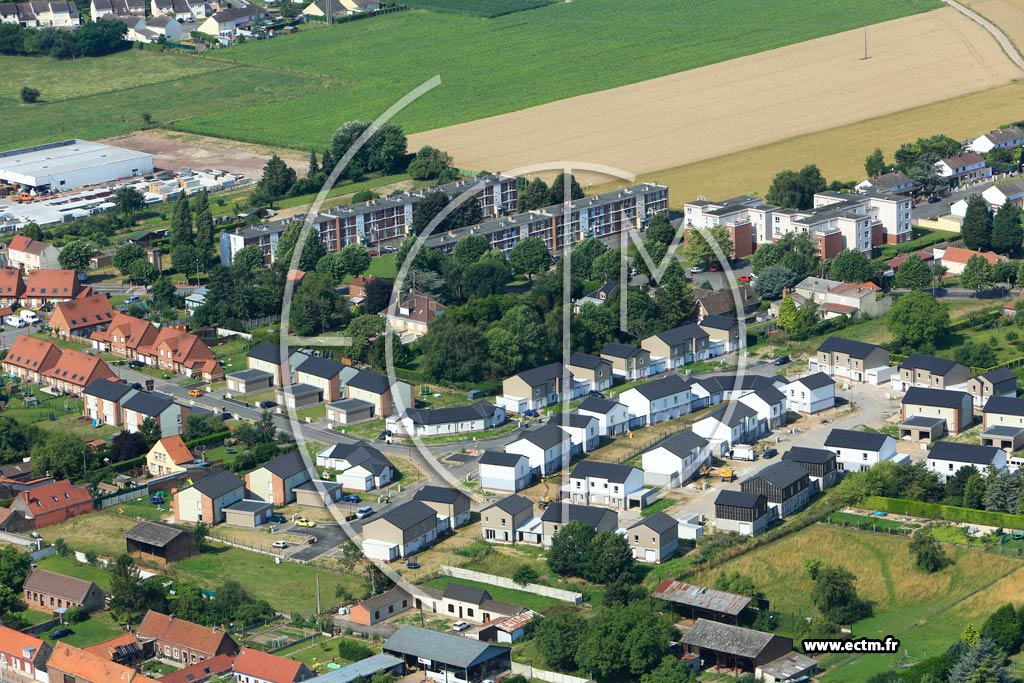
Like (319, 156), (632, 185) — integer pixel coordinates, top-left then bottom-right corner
(401, 0), (558, 17)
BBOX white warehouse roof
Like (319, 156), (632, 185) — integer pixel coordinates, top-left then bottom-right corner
(0, 139), (153, 190)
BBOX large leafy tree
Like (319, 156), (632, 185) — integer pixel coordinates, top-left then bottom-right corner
(276, 221), (327, 271)
(452, 234), (490, 265)
(808, 562), (872, 624)
(653, 261), (694, 328)
(407, 146), (452, 180)
(420, 318), (489, 383)
(509, 236), (552, 280)
(908, 528), (948, 573)
(548, 520), (596, 578)
(894, 254), (932, 290)
(58, 240), (91, 272)
(575, 601), (674, 679)
(827, 249), (873, 283)
(960, 254), (995, 295)
(752, 264), (795, 301)
(534, 609), (587, 672)
(31, 431), (90, 480)
(864, 148), (887, 177)
(289, 271), (347, 335)
(519, 177), (551, 211)
(886, 291), (950, 353)
(251, 154), (297, 206)
(113, 186), (145, 216)
(410, 191), (482, 236)
(113, 243), (145, 275)
(683, 225), (733, 267)
(645, 214), (676, 245)
(751, 241), (784, 274)
(766, 164), (827, 209)
(991, 201), (1023, 256)
(962, 194), (994, 252)
(548, 173), (584, 203)
(366, 122), (408, 174)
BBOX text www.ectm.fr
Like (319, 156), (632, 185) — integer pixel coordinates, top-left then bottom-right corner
(802, 637), (901, 654)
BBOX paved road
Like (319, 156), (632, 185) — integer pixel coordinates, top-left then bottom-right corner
(941, 0), (1024, 71)
(912, 179), (997, 221)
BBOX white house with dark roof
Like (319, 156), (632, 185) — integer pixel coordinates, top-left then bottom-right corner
(641, 429), (710, 488)
(856, 170), (914, 195)
(386, 401), (505, 438)
(785, 372), (836, 414)
(566, 460), (647, 510)
(641, 323), (710, 371)
(577, 395), (630, 436)
(619, 373), (691, 426)
(981, 395), (1024, 455)
(315, 443), (392, 491)
(573, 282), (618, 313)
(824, 428), (901, 472)
(197, 5), (263, 38)
(692, 402), (762, 454)
(478, 451), (532, 492)
(737, 386), (787, 430)
(552, 413), (599, 454)
(926, 442), (1007, 482)
(968, 126), (1024, 154)
(599, 342), (652, 381)
(121, 391), (186, 437)
(698, 313), (743, 356)
(809, 336), (892, 384)
(504, 424), (571, 477)
(968, 368), (1017, 409)
(935, 151), (991, 185)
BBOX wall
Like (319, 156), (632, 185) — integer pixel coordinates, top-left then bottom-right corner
(511, 662), (594, 683)
(440, 566), (582, 606)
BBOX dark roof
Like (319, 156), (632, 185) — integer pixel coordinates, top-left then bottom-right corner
(902, 386), (970, 409)
(695, 374), (784, 394)
(745, 386), (786, 405)
(900, 415), (946, 428)
(403, 401), (497, 426)
(347, 369), (391, 394)
(227, 368), (273, 382)
(654, 429), (708, 457)
(698, 314), (737, 331)
(384, 626), (508, 669)
(247, 341), (285, 364)
(979, 367), (1017, 384)
(701, 402), (758, 427)
(442, 582), (490, 605)
(189, 470), (244, 499)
(296, 355), (344, 379)
(746, 461), (807, 490)
(551, 413), (597, 430)
(817, 336), (886, 359)
(652, 580), (752, 616)
(358, 586), (411, 612)
(825, 428), (890, 451)
(261, 451), (308, 479)
(715, 490), (766, 509)
(578, 396), (624, 414)
(983, 395), (1024, 416)
(628, 512), (678, 534)
(516, 423), (566, 449)
(483, 494), (533, 516)
(901, 353), (965, 375)
(413, 485), (469, 505)
(927, 442), (1002, 465)
(540, 503), (616, 527)
(478, 450), (525, 467)
(568, 352), (608, 370)
(600, 342), (644, 359)
(630, 373), (691, 400)
(83, 378), (132, 402)
(122, 391), (174, 417)
(125, 521), (188, 548)
(791, 372), (835, 390)
(515, 362), (563, 387)
(681, 619), (785, 659)
(570, 460), (638, 484)
(652, 323), (709, 345)
(223, 499), (271, 514)
(322, 443), (393, 476)
(378, 500), (436, 530)
(781, 447), (835, 465)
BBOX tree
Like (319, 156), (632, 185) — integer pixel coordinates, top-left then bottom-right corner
(985, 468), (1019, 512)
(962, 194), (994, 252)
(828, 249), (873, 283)
(548, 520), (596, 578)
(192, 191), (215, 266)
(113, 243), (145, 275)
(290, 272), (345, 335)
(364, 278), (393, 315)
(591, 249), (621, 282)
(894, 254), (932, 290)
(887, 292), (950, 353)
(509, 236), (551, 280)
(31, 431), (89, 480)
(409, 191), (482, 236)
(329, 121), (371, 179)
(549, 173), (584, 203)
(683, 225), (733, 267)
(452, 234), (489, 265)
(991, 201), (1024, 256)
(58, 240), (91, 271)
(865, 148), (887, 177)
(462, 259), (511, 299)
(653, 261), (694, 328)
(276, 221), (327, 272)
(766, 164), (827, 210)
(366, 122), (407, 174)
(961, 254), (995, 295)
(981, 604), (1023, 656)
(751, 241), (785, 274)
(109, 430), (147, 463)
(534, 609), (587, 672)
(420, 321), (489, 383)
(808, 562), (872, 623)
(948, 638), (1009, 683)
(232, 245), (266, 278)
(752, 264), (795, 301)
(20, 86), (39, 103)
(338, 243), (371, 278)
(407, 146), (453, 180)
(777, 294), (798, 331)
(641, 656), (698, 683)
(519, 177), (551, 211)
(575, 601), (673, 679)
(128, 259), (158, 286)
(634, 241), (667, 278)
(512, 564), (538, 586)
(169, 194), (192, 249)
(587, 530), (633, 584)
(108, 554), (146, 620)
(113, 186), (144, 216)
(570, 237), (607, 280)
(252, 154), (297, 205)
(192, 521), (208, 553)
(152, 276), (178, 309)
(911, 162), (949, 197)
(138, 417), (162, 447)
(909, 528), (948, 573)
(955, 341), (996, 368)
(307, 150), (319, 176)
(315, 251), (347, 283)
(777, 232), (821, 280)
(0, 546), (31, 592)
(964, 472), (987, 509)
(645, 214), (676, 245)
(171, 244), (200, 277)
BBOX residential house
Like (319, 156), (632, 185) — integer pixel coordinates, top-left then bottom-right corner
(0, 626), (51, 681)
(232, 647), (315, 683)
(781, 447), (839, 492)
(938, 246), (1006, 276)
(600, 342), (651, 381)
(926, 442), (1007, 482)
(626, 512), (679, 563)
(714, 490), (771, 536)
(142, 327), (221, 382)
(219, 224), (287, 267)
(741, 461), (811, 518)
(349, 587), (412, 626)
(11, 479), (91, 529)
(983, 178), (1024, 210)
(137, 610), (239, 665)
(275, 383), (323, 411)
(692, 402), (762, 454)
(122, 391), (187, 437)
(83, 633), (145, 666)
(8, 235), (59, 271)
(809, 336), (891, 385)
(892, 353), (970, 392)
(326, 397), (375, 426)
(540, 503), (617, 546)
(504, 424), (571, 477)
(90, 0), (146, 17)
(226, 368), (273, 395)
(737, 386), (787, 430)
(125, 520), (197, 564)
(22, 568), (104, 614)
(618, 373), (691, 426)
(641, 429), (711, 488)
(382, 626), (511, 683)
(480, 495), (535, 545)
(300, 0), (379, 19)
(981, 395), (1024, 453)
(382, 290), (444, 342)
(936, 152), (991, 185)
(681, 620), (816, 680)
(246, 341), (308, 386)
(566, 461), (645, 510)
(386, 401), (505, 438)
(150, 0), (193, 20)
(174, 470), (245, 525)
(567, 352), (613, 392)
(46, 643), (157, 683)
(2, 334), (62, 383)
(361, 500), (439, 561)
(48, 294), (115, 340)
(413, 485), (471, 530)
(83, 377), (136, 428)
(127, 14), (182, 42)
(345, 369), (413, 418)
(695, 286), (760, 321)
(968, 127), (1024, 154)
(0, 267), (25, 305)
(23, 269), (83, 307)
(500, 362), (571, 414)
(900, 387), (974, 440)
(968, 368), (1017, 408)
(855, 170), (914, 195)
(785, 372), (836, 414)
(197, 5), (261, 37)
(573, 281), (618, 313)
(315, 443), (392, 491)
(698, 314), (743, 356)
(552, 413), (600, 454)
(160, 654), (235, 683)
(244, 451), (311, 506)
(146, 435), (196, 477)
(824, 428), (900, 472)
(478, 451), (532, 493)
(296, 355), (353, 403)
(91, 312), (158, 362)
(641, 323), (710, 371)
(792, 278), (890, 319)
(43, 348), (117, 396)
(577, 395), (630, 436)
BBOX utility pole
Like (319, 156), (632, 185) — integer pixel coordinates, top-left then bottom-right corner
(316, 572), (321, 615)
(863, 26), (868, 60)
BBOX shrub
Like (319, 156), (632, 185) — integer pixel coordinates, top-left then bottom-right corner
(337, 637), (374, 661)
(20, 87), (40, 103)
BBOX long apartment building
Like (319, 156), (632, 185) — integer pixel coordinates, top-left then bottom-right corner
(426, 182), (669, 255)
(683, 190), (912, 259)
(221, 174), (518, 266)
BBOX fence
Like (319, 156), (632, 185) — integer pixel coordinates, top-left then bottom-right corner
(93, 484), (148, 509)
(864, 496), (1024, 530)
(0, 530), (39, 549)
(439, 566), (582, 606)
(511, 663), (594, 683)
(333, 617), (397, 640)
(215, 327), (254, 341)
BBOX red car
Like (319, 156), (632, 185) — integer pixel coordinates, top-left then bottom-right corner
(738, 275), (751, 283)
(709, 265), (721, 272)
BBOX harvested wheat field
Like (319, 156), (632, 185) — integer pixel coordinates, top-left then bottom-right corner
(410, 7), (1018, 182)
(964, 0), (1024, 52)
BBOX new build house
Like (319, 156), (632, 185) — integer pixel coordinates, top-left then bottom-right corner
(641, 429), (710, 488)
(315, 443), (393, 491)
(982, 396), (1024, 453)
(566, 352), (613, 392)
(736, 386), (787, 431)
(413, 486), (471, 531)
(361, 500), (439, 561)
(499, 362), (571, 414)
(968, 368), (1017, 408)
(504, 424), (571, 477)
(899, 387), (973, 440)
(892, 354), (970, 392)
(619, 373), (691, 426)
(539, 503), (617, 546)
(600, 342), (651, 381)
(714, 491), (771, 536)
(386, 401), (505, 438)
(824, 428), (900, 472)
(641, 323), (710, 372)
(173, 470), (245, 525)
(698, 314), (744, 356)
(566, 461), (646, 510)
(626, 512), (679, 564)
(480, 495), (535, 544)
(83, 377), (137, 429)
(244, 451), (311, 506)
(927, 442), (1007, 482)
(478, 451), (532, 493)
(577, 395), (630, 436)
(740, 461), (811, 518)
(781, 447), (839, 492)
(809, 336), (891, 384)
(785, 372), (836, 414)
(692, 403), (762, 454)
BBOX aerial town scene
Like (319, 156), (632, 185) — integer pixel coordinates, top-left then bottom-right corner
(3, 1), (1024, 683)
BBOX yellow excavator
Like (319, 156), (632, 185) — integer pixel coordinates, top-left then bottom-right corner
(539, 477), (553, 508)
(701, 465), (735, 482)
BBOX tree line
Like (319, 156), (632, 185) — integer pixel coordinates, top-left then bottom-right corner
(0, 19), (128, 60)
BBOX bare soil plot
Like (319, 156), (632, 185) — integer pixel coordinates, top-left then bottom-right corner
(410, 8), (1019, 182)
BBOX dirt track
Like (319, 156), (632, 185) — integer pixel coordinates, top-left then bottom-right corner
(409, 7), (1020, 180)
(963, 0), (1024, 54)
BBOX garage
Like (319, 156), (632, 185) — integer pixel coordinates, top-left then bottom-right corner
(362, 539), (399, 562)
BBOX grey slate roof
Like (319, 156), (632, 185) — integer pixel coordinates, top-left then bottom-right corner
(600, 342), (644, 359)
(514, 362), (563, 387)
(378, 500), (436, 530)
(261, 451), (308, 480)
(578, 396), (624, 414)
(413, 485), (468, 506)
(570, 460), (638, 483)
(568, 352), (607, 370)
(347, 369), (391, 394)
(320, 443), (392, 475)
(817, 336), (885, 359)
(631, 373), (690, 400)
(296, 355), (344, 379)
(652, 323), (709, 345)
(702, 402), (758, 427)
(540, 503), (616, 527)
(825, 428), (890, 451)
(23, 568), (98, 602)
(983, 425), (1024, 437)
(900, 353), (964, 376)
(715, 490), (766, 509)
(384, 626), (509, 669)
(782, 447), (835, 465)
(900, 415), (946, 428)
(442, 582), (490, 605)
(280, 383), (322, 398)
(227, 368), (273, 382)
(308, 654), (403, 683)
(628, 511), (678, 535)
(516, 424), (566, 449)
(983, 395), (1024, 416)
(979, 367), (1017, 384)
(903, 387), (970, 409)
(223, 499), (271, 514)
(122, 391), (174, 417)
(190, 470), (244, 499)
(656, 429), (709, 457)
(478, 450), (525, 467)
(927, 442), (1002, 465)
(125, 521), (188, 548)
(247, 341), (285, 364)
(681, 619), (783, 659)
(791, 372), (835, 390)
(83, 378), (133, 402)
(698, 314), (737, 330)
(747, 461), (807, 490)
(403, 401), (497, 426)
(483, 495), (533, 516)
(328, 398), (374, 412)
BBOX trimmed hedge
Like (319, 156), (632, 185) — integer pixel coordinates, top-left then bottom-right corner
(337, 637), (374, 661)
(185, 430), (231, 449)
(864, 496), (1024, 530)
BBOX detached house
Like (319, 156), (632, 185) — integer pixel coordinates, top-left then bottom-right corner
(567, 352), (613, 392)
(174, 470), (245, 525)
(246, 341), (308, 386)
(824, 428), (900, 472)
(619, 373), (691, 426)
(968, 368), (1017, 408)
(714, 490), (771, 536)
(83, 378), (136, 428)
(927, 442), (1007, 482)
(197, 5), (262, 37)
(936, 151), (991, 185)
(49, 294), (115, 340)
(346, 369), (413, 418)
(574, 281), (618, 313)
(810, 336), (891, 385)
(8, 235), (59, 272)
(478, 451), (532, 492)
(387, 401), (505, 438)
(741, 461), (811, 518)
(641, 429), (710, 488)
(500, 362), (569, 414)
(23, 568), (104, 614)
(315, 443), (392, 491)
(11, 479), (91, 529)
(480, 495), (535, 544)
(695, 285), (760, 320)
(892, 354), (970, 392)
(137, 611), (239, 665)
(626, 513), (679, 563)
(567, 461), (646, 510)
(540, 503), (617, 546)
(146, 435), (196, 477)
(294, 355), (346, 402)
(641, 323), (710, 371)
(245, 451), (311, 506)
(504, 424), (571, 477)
(900, 387), (973, 440)
(781, 447), (838, 492)
(939, 246), (1006, 276)
(982, 396), (1024, 453)
(737, 386), (787, 430)
(361, 500), (439, 561)
(692, 402), (762, 454)
(785, 372), (836, 414)
(383, 290), (444, 341)
(577, 395), (630, 436)
(600, 342), (651, 381)
(552, 413), (600, 454)
(413, 485), (471, 530)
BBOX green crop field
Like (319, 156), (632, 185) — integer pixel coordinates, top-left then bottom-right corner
(0, 0), (941, 150)
(401, 0), (557, 17)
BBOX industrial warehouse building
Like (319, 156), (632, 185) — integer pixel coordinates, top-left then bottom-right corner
(0, 140), (154, 192)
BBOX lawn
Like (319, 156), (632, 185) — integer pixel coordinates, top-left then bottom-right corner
(693, 524), (1024, 681)
(37, 555), (113, 591)
(56, 611), (125, 648)
(0, 385), (115, 440)
(36, 509), (157, 558)
(421, 576), (566, 613)
(640, 497), (674, 518)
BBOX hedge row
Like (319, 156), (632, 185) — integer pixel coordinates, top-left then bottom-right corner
(336, 637), (374, 661)
(864, 496), (1024, 530)
(186, 430), (231, 449)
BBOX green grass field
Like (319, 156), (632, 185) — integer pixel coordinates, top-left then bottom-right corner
(401, 0), (557, 17)
(421, 576), (565, 613)
(0, 0), (940, 149)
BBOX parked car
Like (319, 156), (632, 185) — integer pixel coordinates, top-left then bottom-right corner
(588, 390), (605, 398)
(356, 506), (373, 519)
(48, 628), (72, 640)
(376, 430), (392, 441)
(188, 389), (202, 398)
(295, 517), (316, 528)
(522, 409), (539, 418)
(773, 355), (791, 366)
(928, 196), (941, 203)
(127, 360), (144, 369)
(737, 275), (751, 283)
(3, 315), (26, 328)
(452, 621), (470, 632)
(258, 400), (276, 409)
(689, 266), (705, 274)
(269, 513), (286, 524)
(125, 295), (140, 304)
(306, 537), (317, 545)
(129, 383), (142, 390)
(342, 494), (361, 503)
(271, 541), (289, 549)
(762, 448), (778, 459)
(708, 264), (721, 272)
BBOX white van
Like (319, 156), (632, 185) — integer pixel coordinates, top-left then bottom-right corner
(4, 315), (26, 328)
(19, 310), (39, 325)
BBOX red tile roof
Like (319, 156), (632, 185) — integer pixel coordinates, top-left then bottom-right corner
(93, 312), (158, 350)
(138, 611), (236, 657)
(942, 246), (1004, 265)
(16, 480), (91, 518)
(0, 267), (25, 298)
(3, 335), (61, 373)
(51, 294), (116, 332)
(83, 633), (143, 660)
(233, 647), (309, 683)
(157, 435), (194, 466)
(47, 642), (158, 683)
(159, 654), (236, 683)
(24, 270), (81, 299)
(9, 235), (53, 257)
(143, 327), (215, 365)
(0, 625), (45, 662)
(43, 349), (117, 388)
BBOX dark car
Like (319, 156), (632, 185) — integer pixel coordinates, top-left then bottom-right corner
(708, 264), (721, 272)
(773, 355), (791, 366)
(258, 400), (276, 409)
(48, 628), (72, 639)
(127, 360), (144, 369)
(762, 448), (778, 459)
(377, 430), (393, 441)
(588, 390), (605, 398)
(129, 382), (142, 390)
(269, 513), (286, 524)
(522, 409), (540, 418)
(928, 196), (941, 203)
(342, 494), (361, 503)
